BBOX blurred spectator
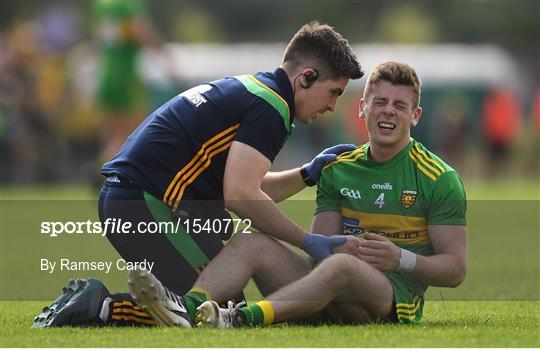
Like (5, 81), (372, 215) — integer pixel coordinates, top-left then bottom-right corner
(0, 21), (56, 182)
(92, 0), (162, 178)
(36, 6), (80, 54)
(481, 89), (522, 176)
(523, 89), (540, 177)
(435, 92), (469, 169)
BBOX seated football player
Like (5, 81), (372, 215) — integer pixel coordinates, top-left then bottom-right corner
(126, 61), (468, 327)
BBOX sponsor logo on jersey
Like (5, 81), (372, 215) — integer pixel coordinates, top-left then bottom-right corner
(372, 182), (393, 190)
(342, 217), (365, 236)
(340, 187), (362, 199)
(180, 84), (212, 107)
(343, 224), (365, 236)
(361, 229), (423, 240)
(342, 217), (359, 226)
(401, 189), (417, 209)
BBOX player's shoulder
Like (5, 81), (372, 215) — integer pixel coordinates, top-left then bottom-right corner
(184, 76), (272, 118)
(233, 73), (284, 103)
(408, 139), (461, 183)
(322, 143), (368, 173)
(208, 76), (247, 96)
(234, 73), (292, 127)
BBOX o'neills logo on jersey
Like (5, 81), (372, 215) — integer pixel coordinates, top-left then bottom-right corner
(372, 183), (393, 190)
(340, 188), (362, 199)
(401, 189), (417, 209)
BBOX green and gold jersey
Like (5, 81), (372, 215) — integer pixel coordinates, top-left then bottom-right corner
(316, 138), (466, 296)
(93, 0), (147, 111)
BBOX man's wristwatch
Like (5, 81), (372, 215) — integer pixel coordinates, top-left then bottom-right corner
(300, 165), (316, 187)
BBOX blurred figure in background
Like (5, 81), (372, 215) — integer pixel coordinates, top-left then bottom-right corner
(481, 89), (522, 176)
(524, 89), (540, 177)
(435, 92), (469, 170)
(1, 7), (88, 183)
(93, 0), (161, 175)
(0, 21), (57, 182)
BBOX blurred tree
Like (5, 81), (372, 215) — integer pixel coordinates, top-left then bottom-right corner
(2, 1), (537, 49)
(376, 3), (439, 43)
(434, 1), (538, 47)
(169, 4), (225, 42)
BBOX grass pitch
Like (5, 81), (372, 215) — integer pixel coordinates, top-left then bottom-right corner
(1, 301), (538, 347)
(1, 180), (539, 347)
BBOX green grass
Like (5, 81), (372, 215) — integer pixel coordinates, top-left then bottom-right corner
(2, 177), (539, 200)
(1, 185), (97, 200)
(1, 180), (539, 347)
(1, 301), (538, 347)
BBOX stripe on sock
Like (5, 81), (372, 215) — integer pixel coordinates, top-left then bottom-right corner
(111, 314), (156, 325)
(112, 300), (142, 310)
(112, 307), (152, 318)
(256, 301), (275, 326)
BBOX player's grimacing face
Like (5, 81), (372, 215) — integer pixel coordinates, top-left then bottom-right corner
(295, 76), (349, 124)
(360, 81), (422, 148)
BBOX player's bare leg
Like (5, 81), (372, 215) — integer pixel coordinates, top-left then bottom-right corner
(130, 232), (313, 327)
(194, 232), (323, 328)
(196, 253), (395, 327)
(193, 232), (312, 302)
(267, 253), (395, 324)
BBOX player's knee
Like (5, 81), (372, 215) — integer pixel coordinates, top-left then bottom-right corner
(226, 232), (277, 254)
(324, 253), (360, 269)
(226, 232), (254, 250)
(318, 253), (360, 287)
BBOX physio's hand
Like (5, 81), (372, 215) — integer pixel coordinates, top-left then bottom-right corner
(332, 235), (363, 257)
(357, 233), (401, 271)
(302, 144), (357, 184)
(302, 233), (347, 261)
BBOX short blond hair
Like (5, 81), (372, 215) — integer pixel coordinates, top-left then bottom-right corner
(364, 62), (421, 107)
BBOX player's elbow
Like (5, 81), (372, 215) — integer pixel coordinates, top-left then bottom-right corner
(223, 188), (241, 211)
(223, 182), (254, 211)
(448, 275), (465, 288)
(449, 265), (467, 288)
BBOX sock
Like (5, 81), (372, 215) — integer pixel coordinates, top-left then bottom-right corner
(239, 300), (275, 327)
(184, 288), (211, 320)
(101, 293), (156, 327)
(99, 297), (112, 322)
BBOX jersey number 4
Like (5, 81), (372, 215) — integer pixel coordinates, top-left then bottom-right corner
(374, 193), (385, 208)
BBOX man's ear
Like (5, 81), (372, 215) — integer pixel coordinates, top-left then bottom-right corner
(411, 106), (422, 127)
(358, 98), (366, 118)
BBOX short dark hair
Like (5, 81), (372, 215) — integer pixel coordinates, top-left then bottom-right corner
(283, 21), (364, 80)
(365, 61), (422, 107)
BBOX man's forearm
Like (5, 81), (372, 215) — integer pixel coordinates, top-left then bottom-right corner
(410, 253), (467, 288)
(261, 168), (306, 203)
(225, 188), (307, 247)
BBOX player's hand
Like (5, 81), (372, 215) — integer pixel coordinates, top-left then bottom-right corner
(302, 233), (347, 261)
(301, 144), (357, 185)
(357, 233), (401, 271)
(332, 235), (363, 257)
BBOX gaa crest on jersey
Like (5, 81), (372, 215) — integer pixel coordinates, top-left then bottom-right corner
(400, 189), (417, 209)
